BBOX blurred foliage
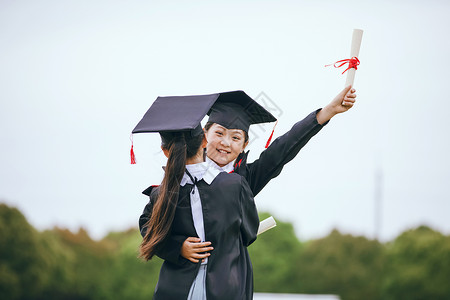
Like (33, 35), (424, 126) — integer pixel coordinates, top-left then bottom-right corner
(0, 204), (48, 299)
(295, 230), (385, 300)
(249, 212), (303, 293)
(381, 226), (450, 300)
(1, 203), (450, 300)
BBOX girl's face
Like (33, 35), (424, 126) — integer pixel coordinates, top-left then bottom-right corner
(204, 123), (248, 167)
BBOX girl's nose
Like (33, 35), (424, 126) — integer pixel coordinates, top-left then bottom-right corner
(220, 137), (230, 147)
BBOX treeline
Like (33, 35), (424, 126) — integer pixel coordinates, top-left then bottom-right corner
(1, 204), (450, 300)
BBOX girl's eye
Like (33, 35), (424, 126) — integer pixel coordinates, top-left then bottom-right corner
(215, 131), (223, 136)
(232, 136), (241, 141)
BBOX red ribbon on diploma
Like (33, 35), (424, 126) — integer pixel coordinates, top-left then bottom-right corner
(325, 57), (360, 74)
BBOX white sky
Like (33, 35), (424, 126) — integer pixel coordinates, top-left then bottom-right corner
(1, 0), (449, 242)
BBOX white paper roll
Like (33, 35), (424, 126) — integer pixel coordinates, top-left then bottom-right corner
(257, 216), (277, 235)
(345, 29), (363, 87)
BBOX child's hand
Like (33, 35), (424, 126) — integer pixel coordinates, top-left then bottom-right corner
(316, 85), (357, 124)
(181, 237), (214, 263)
(331, 85), (357, 114)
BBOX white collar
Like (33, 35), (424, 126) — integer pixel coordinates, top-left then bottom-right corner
(205, 156), (236, 173)
(180, 162), (222, 186)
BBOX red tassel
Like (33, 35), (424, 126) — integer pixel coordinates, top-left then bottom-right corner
(229, 158), (243, 173)
(130, 134), (136, 164)
(130, 145), (136, 164)
(265, 121), (278, 148)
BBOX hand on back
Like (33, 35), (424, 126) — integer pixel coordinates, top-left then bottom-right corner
(181, 237), (214, 263)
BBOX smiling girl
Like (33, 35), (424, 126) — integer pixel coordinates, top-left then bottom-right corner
(181, 86), (357, 262)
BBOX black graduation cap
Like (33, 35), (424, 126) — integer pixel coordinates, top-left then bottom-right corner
(207, 90), (277, 132)
(130, 90), (277, 164)
(132, 90), (276, 135)
(132, 93), (219, 137)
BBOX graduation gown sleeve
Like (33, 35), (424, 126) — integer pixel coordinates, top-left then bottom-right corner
(239, 177), (259, 247)
(242, 109), (328, 196)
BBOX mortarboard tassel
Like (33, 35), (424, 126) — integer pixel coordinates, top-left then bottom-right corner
(130, 134), (136, 164)
(265, 121), (278, 149)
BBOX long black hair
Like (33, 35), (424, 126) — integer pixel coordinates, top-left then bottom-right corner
(139, 131), (204, 261)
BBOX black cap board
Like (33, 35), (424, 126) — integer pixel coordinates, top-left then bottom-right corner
(207, 91), (277, 132)
(132, 90), (276, 136)
(132, 93), (218, 136)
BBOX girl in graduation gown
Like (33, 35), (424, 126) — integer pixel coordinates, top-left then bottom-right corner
(138, 127), (259, 300)
(182, 85), (357, 261)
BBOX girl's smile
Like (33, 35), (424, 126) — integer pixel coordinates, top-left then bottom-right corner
(204, 123), (248, 167)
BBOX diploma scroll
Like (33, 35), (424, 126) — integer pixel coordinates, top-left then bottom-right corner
(345, 29), (363, 87)
(257, 216), (277, 235)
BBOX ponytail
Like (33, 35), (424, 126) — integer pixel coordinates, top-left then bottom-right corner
(139, 132), (203, 260)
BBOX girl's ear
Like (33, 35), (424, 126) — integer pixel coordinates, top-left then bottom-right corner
(161, 146), (169, 158)
(201, 135), (208, 148)
(242, 141), (249, 153)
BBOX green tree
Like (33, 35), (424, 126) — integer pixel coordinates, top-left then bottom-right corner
(46, 227), (116, 300)
(37, 228), (77, 300)
(101, 228), (162, 300)
(382, 225), (450, 300)
(249, 213), (303, 293)
(296, 229), (385, 300)
(5, 202), (450, 300)
(0, 204), (49, 299)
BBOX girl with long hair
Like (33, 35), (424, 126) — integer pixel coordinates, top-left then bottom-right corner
(134, 96), (259, 300)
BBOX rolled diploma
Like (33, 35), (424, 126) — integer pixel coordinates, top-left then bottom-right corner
(345, 29), (363, 87)
(257, 216), (277, 235)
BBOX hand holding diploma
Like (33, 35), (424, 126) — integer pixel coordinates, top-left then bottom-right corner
(316, 85), (357, 125)
(318, 29), (362, 124)
(332, 85), (357, 112)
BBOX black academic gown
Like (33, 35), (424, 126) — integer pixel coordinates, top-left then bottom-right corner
(139, 172), (259, 300)
(232, 109), (328, 196)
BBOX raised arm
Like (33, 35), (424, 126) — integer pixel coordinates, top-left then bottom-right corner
(245, 109), (324, 196)
(244, 86), (357, 196)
